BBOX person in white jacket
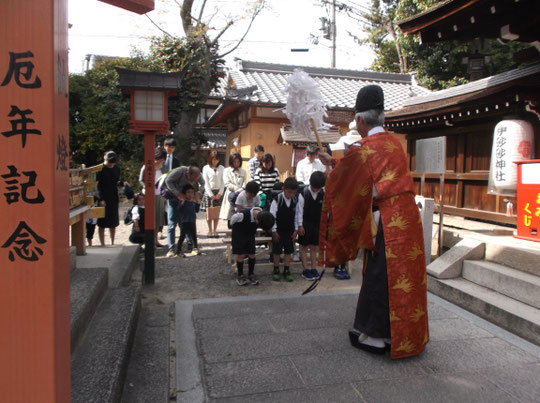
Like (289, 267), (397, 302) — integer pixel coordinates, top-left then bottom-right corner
(295, 145), (326, 185)
(202, 151), (225, 237)
(219, 152), (247, 225)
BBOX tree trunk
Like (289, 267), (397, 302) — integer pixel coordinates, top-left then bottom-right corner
(173, 37), (213, 139)
(386, 20), (407, 73)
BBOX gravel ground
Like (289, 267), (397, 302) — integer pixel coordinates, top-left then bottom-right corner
(114, 201), (363, 307)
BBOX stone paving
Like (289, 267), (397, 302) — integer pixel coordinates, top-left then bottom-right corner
(93, 202), (540, 402)
(175, 291), (540, 402)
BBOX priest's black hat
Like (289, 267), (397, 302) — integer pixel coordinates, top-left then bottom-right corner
(354, 84), (384, 113)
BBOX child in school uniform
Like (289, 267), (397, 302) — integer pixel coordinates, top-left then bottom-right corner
(230, 207), (274, 286)
(296, 171), (326, 281)
(270, 177), (300, 282)
(176, 184), (201, 257)
(234, 181), (261, 212)
(129, 193), (145, 245)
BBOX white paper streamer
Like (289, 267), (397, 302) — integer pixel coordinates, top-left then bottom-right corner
(285, 69), (330, 140)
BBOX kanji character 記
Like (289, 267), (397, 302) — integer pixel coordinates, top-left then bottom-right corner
(1, 51), (42, 89)
(1, 221), (46, 262)
(2, 105), (42, 148)
(1, 165), (45, 204)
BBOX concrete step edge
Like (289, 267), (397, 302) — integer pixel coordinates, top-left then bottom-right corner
(70, 267), (108, 352)
(462, 260), (540, 309)
(121, 305), (170, 403)
(109, 245), (141, 288)
(428, 276), (540, 346)
(71, 286), (141, 403)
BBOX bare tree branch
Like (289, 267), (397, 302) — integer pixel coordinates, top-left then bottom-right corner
(198, 0), (208, 23)
(211, 20), (234, 47)
(145, 14), (173, 37)
(215, 1), (265, 57)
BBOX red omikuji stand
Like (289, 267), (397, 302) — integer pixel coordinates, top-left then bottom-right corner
(515, 159), (540, 242)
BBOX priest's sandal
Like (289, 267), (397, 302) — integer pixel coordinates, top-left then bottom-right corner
(348, 330), (386, 355)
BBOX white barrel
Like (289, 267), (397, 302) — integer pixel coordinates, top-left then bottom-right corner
(488, 119), (534, 195)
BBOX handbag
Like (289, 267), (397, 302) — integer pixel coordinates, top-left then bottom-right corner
(206, 198), (221, 220)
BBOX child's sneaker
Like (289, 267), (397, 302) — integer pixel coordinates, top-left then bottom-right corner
(310, 268), (320, 279)
(334, 267), (345, 279)
(302, 269), (314, 281)
(341, 268), (351, 280)
(236, 275), (248, 286)
(283, 268), (293, 282)
(247, 274), (259, 285)
(272, 267), (280, 281)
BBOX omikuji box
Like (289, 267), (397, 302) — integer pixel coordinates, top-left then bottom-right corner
(515, 159), (540, 242)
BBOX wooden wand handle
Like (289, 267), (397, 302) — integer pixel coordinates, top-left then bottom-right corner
(310, 119), (324, 151)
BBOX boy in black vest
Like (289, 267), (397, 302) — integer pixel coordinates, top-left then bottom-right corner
(230, 207), (275, 286)
(270, 177), (300, 282)
(297, 171), (325, 281)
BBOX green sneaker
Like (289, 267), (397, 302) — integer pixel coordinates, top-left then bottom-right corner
(272, 267), (280, 281)
(283, 268), (293, 282)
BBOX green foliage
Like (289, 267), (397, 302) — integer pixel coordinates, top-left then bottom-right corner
(69, 57), (150, 186)
(357, 0), (528, 90)
(148, 36), (225, 111)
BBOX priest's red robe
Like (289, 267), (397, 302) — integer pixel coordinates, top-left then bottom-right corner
(319, 132), (429, 359)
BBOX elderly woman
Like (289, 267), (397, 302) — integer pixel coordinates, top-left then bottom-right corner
(219, 152), (247, 226)
(202, 151), (225, 237)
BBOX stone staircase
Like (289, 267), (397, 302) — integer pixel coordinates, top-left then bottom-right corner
(69, 246), (141, 403)
(427, 234), (540, 346)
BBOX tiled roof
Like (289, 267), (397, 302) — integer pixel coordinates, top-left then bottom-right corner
(400, 62), (540, 107)
(278, 125), (342, 145)
(116, 68), (184, 90)
(199, 130), (226, 149)
(210, 60), (430, 111)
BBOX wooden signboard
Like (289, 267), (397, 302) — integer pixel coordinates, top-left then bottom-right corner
(0, 0), (70, 401)
(415, 136), (446, 256)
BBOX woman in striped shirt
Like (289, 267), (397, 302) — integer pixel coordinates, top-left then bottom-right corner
(254, 153), (280, 210)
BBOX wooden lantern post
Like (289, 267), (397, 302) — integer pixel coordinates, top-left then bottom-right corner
(117, 69), (183, 285)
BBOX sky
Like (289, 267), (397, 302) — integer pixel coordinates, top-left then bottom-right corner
(68, 0), (375, 74)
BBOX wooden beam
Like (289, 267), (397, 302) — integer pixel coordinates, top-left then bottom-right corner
(435, 205), (517, 226)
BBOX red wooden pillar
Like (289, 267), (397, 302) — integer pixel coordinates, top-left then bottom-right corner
(0, 0), (70, 401)
(143, 133), (156, 283)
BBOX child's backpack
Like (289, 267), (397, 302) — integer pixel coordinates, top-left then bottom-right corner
(123, 208), (133, 225)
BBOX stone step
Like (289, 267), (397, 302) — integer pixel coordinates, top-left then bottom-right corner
(428, 276), (540, 346)
(70, 267), (108, 352)
(484, 243), (540, 277)
(121, 305), (170, 403)
(71, 286), (141, 403)
(463, 260), (540, 309)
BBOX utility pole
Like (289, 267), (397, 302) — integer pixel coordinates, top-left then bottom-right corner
(331, 0), (336, 67)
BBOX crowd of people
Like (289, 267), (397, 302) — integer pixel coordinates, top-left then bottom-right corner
(88, 139), (335, 279)
(86, 84), (428, 359)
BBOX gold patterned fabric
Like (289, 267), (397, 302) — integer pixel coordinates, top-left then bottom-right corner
(319, 132), (429, 359)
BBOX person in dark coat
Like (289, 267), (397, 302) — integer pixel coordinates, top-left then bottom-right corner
(96, 151), (128, 246)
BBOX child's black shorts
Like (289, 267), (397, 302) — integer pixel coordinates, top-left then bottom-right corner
(232, 233), (256, 255)
(297, 222), (320, 246)
(272, 230), (295, 255)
